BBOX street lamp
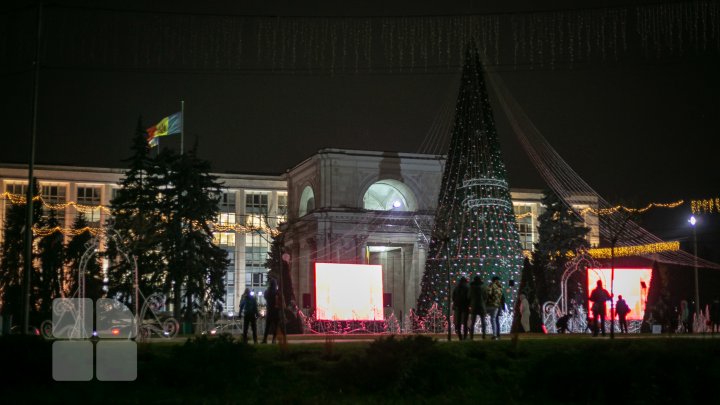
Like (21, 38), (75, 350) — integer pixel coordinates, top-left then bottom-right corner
(689, 216), (700, 315)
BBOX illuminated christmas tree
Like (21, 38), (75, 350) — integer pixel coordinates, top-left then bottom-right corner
(417, 43), (524, 316)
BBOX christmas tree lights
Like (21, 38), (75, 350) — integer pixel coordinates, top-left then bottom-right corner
(417, 43), (523, 316)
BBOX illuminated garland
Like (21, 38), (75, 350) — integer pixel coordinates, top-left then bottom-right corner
(3, 192), (281, 237)
(578, 200), (684, 216)
(691, 198), (720, 214)
(4, 192), (706, 236)
(31, 222), (279, 237)
(3, 192), (689, 221)
(32, 226), (104, 237)
(1, 192), (112, 214)
(567, 241), (680, 259)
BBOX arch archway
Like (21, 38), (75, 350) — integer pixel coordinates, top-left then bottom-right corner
(362, 179), (417, 211)
(298, 186), (315, 217)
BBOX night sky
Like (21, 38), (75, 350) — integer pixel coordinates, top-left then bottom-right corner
(2, 0), (719, 259)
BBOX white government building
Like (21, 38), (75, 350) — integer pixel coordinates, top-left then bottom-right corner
(0, 148), (599, 319)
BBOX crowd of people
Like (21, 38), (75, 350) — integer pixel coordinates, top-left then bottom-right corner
(235, 274), (720, 342)
(451, 275), (528, 340)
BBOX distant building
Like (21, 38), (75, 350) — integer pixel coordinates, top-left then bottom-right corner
(0, 164), (286, 315)
(0, 149), (599, 318)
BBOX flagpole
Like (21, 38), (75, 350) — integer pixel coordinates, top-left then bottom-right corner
(23, 3), (43, 335)
(180, 100), (185, 154)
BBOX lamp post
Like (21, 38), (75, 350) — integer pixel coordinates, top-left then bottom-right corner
(689, 216), (700, 315)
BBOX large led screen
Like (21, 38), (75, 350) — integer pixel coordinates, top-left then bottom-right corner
(315, 263), (384, 321)
(588, 268), (653, 320)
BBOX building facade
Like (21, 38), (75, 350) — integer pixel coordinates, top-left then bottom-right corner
(0, 164), (287, 315)
(282, 149), (599, 320)
(1, 150), (598, 319)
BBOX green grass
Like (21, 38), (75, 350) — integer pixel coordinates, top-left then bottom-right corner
(2, 333), (720, 404)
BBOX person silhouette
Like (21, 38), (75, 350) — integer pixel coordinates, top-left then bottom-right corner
(486, 276), (504, 340)
(589, 280), (612, 336)
(469, 276), (487, 340)
(262, 278), (280, 344)
(452, 277), (471, 340)
(239, 288), (259, 344)
(616, 295), (630, 333)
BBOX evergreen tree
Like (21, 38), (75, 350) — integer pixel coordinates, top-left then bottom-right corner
(417, 43), (524, 316)
(108, 117), (165, 305)
(531, 190), (590, 305)
(265, 231), (296, 307)
(0, 179), (42, 326)
(36, 209), (65, 316)
(65, 213), (104, 301)
(157, 144), (229, 324)
(1, 195), (28, 324)
(642, 261), (670, 332)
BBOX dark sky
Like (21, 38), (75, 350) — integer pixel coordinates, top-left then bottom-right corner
(2, 0), (719, 252)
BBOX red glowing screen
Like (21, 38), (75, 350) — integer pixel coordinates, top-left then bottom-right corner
(315, 263), (384, 321)
(587, 268), (652, 320)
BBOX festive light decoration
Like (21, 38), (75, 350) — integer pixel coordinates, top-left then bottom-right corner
(417, 43), (523, 316)
(578, 200), (685, 216)
(29, 222), (280, 238)
(691, 198), (720, 214)
(31, 225), (104, 237)
(567, 242), (681, 259)
(2, 192), (281, 236)
(8, 1), (717, 73)
(1, 192), (112, 214)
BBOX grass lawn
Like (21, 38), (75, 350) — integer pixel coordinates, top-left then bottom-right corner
(2, 333), (719, 404)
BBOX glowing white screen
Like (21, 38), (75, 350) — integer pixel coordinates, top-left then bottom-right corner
(315, 263), (384, 321)
(588, 268), (653, 320)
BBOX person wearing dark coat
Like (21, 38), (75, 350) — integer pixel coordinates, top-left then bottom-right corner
(240, 288), (259, 344)
(452, 277), (471, 340)
(589, 280), (612, 337)
(615, 295), (631, 333)
(262, 278), (280, 344)
(469, 276), (487, 340)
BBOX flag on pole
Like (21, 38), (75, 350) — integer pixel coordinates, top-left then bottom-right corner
(146, 112), (182, 147)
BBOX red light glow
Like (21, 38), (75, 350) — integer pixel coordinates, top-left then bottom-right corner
(111, 328), (121, 336)
(315, 263), (384, 321)
(588, 268), (652, 320)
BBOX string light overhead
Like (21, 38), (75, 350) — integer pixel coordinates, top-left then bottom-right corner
(576, 241), (681, 259)
(691, 198), (720, 214)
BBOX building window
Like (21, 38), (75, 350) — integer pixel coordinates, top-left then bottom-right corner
(219, 192), (236, 213)
(245, 231), (269, 294)
(217, 212), (236, 225)
(514, 205), (534, 251)
(223, 249), (236, 313)
(5, 182), (27, 196)
(277, 193), (288, 224)
(225, 285), (235, 314)
(245, 233), (269, 267)
(245, 192), (268, 228)
(3, 182), (28, 220)
(245, 272), (265, 288)
(76, 186), (102, 226)
(41, 183), (67, 227)
(214, 232), (236, 247)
